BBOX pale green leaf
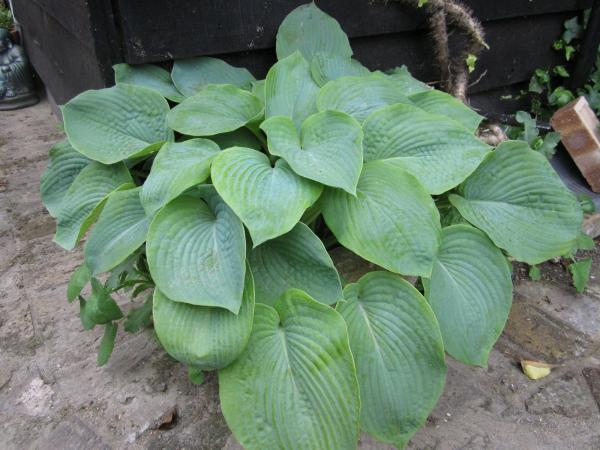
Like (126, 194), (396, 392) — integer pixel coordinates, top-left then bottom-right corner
(409, 89), (484, 133)
(219, 290), (360, 450)
(62, 84), (173, 164)
(529, 265), (542, 281)
(140, 139), (220, 215)
(188, 366), (205, 385)
(338, 271), (446, 449)
(40, 140), (91, 217)
(84, 187), (150, 275)
(276, 3), (352, 61)
(261, 110), (363, 194)
(171, 57), (255, 97)
(570, 257), (592, 293)
(386, 65), (431, 95)
(310, 52), (369, 87)
(167, 84), (263, 136)
(210, 127), (263, 151)
(97, 322), (118, 366)
(322, 161), (441, 277)
(153, 267), (254, 370)
(67, 263), (91, 303)
(424, 225), (513, 366)
(113, 63), (184, 102)
(362, 103), (490, 194)
(211, 147), (322, 246)
(54, 162), (133, 250)
(80, 278), (123, 330)
(146, 186), (246, 313)
(449, 141), (582, 264)
(248, 222), (342, 306)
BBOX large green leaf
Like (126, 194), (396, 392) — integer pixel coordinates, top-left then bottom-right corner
(167, 84), (263, 136)
(386, 66), (431, 95)
(210, 128), (262, 151)
(424, 225), (512, 366)
(322, 160), (441, 277)
(338, 272), (446, 449)
(449, 141), (582, 264)
(113, 63), (184, 102)
(317, 74), (411, 123)
(62, 84), (173, 164)
(261, 110), (363, 194)
(146, 186), (246, 313)
(219, 290), (360, 450)
(153, 267), (254, 370)
(54, 162), (133, 250)
(408, 89), (483, 133)
(40, 140), (91, 217)
(171, 57), (255, 97)
(248, 222), (342, 306)
(276, 3), (352, 61)
(310, 52), (369, 87)
(362, 103), (490, 194)
(140, 139), (220, 215)
(265, 51), (320, 129)
(211, 147), (322, 246)
(84, 187), (149, 275)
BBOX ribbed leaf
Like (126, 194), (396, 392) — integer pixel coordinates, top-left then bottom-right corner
(219, 290), (360, 450)
(140, 139), (220, 215)
(113, 63), (184, 102)
(265, 51), (319, 129)
(84, 188), (149, 275)
(211, 147), (322, 246)
(317, 74), (411, 123)
(146, 186), (246, 313)
(338, 272), (446, 449)
(210, 128), (262, 151)
(409, 89), (483, 133)
(363, 103), (490, 194)
(167, 84), (263, 137)
(449, 141), (582, 264)
(276, 3), (352, 61)
(424, 225), (513, 366)
(261, 110), (363, 194)
(62, 84), (173, 164)
(54, 162), (133, 250)
(386, 66), (431, 95)
(322, 161), (441, 277)
(310, 52), (369, 87)
(40, 140), (91, 217)
(171, 57), (255, 97)
(248, 222), (342, 306)
(153, 267), (254, 370)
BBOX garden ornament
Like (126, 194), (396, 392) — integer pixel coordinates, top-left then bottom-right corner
(0, 27), (38, 110)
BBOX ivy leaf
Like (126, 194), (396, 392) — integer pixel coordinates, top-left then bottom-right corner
(515, 111), (539, 146)
(310, 52), (369, 87)
(211, 147), (322, 246)
(67, 264), (91, 303)
(219, 290), (360, 450)
(554, 65), (570, 78)
(449, 141), (582, 264)
(466, 53), (477, 73)
(97, 322), (118, 366)
(62, 84), (173, 164)
(261, 110), (363, 194)
(123, 295), (153, 333)
(562, 16), (582, 44)
(322, 160), (441, 277)
(538, 131), (561, 159)
(570, 258), (592, 293)
(113, 63), (184, 103)
(79, 278), (123, 330)
(146, 186), (246, 313)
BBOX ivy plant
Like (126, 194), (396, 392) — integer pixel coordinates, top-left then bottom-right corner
(41, 3), (584, 449)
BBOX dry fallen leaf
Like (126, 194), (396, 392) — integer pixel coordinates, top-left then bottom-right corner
(520, 359), (556, 380)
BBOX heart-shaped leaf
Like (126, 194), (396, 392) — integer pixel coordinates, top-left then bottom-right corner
(265, 51), (320, 129)
(153, 267), (254, 370)
(40, 140), (91, 217)
(409, 89), (483, 133)
(54, 162), (133, 250)
(140, 139), (220, 215)
(363, 103), (490, 194)
(248, 222), (342, 306)
(310, 52), (369, 87)
(85, 187), (150, 275)
(261, 110), (363, 194)
(276, 3), (352, 61)
(338, 271), (446, 449)
(449, 141), (582, 264)
(211, 147), (322, 246)
(219, 289), (360, 450)
(167, 84), (263, 137)
(113, 63), (184, 102)
(386, 65), (431, 95)
(424, 225), (513, 366)
(317, 74), (412, 123)
(146, 186), (246, 313)
(62, 84), (173, 164)
(322, 160), (441, 277)
(171, 57), (255, 97)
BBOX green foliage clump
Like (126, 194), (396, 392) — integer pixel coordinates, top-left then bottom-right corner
(0, 3), (13, 29)
(41, 3), (584, 449)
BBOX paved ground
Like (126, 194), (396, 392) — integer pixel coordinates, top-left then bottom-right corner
(1, 100), (599, 450)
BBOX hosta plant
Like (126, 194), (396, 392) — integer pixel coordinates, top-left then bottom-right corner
(41, 3), (583, 449)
